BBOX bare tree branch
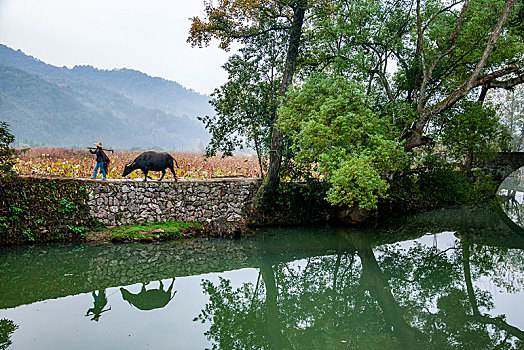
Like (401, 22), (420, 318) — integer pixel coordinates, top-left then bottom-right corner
(479, 68), (522, 102)
(418, 0), (469, 113)
(368, 69), (395, 102)
(473, 66), (520, 88)
(406, 0), (518, 151)
(485, 72), (524, 90)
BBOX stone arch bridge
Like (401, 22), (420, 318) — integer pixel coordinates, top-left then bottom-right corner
(476, 152), (524, 186)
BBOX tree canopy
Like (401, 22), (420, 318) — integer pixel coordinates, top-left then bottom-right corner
(189, 0), (524, 212)
(279, 73), (407, 209)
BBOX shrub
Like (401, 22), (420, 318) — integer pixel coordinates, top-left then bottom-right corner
(0, 122), (15, 175)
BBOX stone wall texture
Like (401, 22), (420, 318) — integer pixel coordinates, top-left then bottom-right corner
(84, 178), (260, 226)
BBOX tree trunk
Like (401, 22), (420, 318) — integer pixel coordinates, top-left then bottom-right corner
(254, 1), (306, 210)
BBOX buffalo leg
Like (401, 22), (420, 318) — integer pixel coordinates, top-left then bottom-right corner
(159, 170), (166, 181)
(143, 170), (149, 182)
(169, 165), (177, 182)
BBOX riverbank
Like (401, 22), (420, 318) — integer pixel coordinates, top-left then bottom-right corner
(86, 221), (204, 243)
(86, 218), (252, 244)
(0, 175), (260, 245)
(1, 167), (511, 246)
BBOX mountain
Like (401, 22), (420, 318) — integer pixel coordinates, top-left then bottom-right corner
(0, 44), (214, 149)
(66, 66), (214, 119)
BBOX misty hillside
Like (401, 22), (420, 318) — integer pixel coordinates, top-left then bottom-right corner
(0, 44), (214, 149)
(67, 66), (214, 118)
(0, 44), (215, 119)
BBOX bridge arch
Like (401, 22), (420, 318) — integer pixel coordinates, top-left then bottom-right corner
(476, 152), (524, 189)
(478, 152), (524, 230)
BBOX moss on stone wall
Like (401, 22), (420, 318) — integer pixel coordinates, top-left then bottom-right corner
(0, 176), (98, 245)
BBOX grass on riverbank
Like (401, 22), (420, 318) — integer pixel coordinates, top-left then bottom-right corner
(93, 221), (204, 243)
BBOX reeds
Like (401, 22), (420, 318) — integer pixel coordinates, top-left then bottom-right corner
(14, 148), (261, 179)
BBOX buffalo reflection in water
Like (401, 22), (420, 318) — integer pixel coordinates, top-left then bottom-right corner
(120, 279), (176, 311)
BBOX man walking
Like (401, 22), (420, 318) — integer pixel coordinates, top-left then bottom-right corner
(90, 142), (107, 180)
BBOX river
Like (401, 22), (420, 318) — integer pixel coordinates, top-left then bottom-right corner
(1, 204), (524, 349)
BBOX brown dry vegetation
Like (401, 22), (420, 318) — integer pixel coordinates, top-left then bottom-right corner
(14, 148), (261, 179)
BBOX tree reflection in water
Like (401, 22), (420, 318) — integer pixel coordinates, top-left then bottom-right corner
(498, 169), (524, 228)
(0, 319), (18, 350)
(195, 230), (524, 349)
(499, 188), (524, 228)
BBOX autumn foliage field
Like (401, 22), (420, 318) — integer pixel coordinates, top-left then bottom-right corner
(14, 148), (261, 180)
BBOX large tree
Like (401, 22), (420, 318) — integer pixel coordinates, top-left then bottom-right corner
(297, 0), (522, 143)
(196, 24), (286, 177)
(280, 0), (522, 211)
(188, 0), (314, 207)
(405, 0), (522, 151)
(189, 0), (523, 214)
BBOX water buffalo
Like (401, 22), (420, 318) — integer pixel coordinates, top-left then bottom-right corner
(122, 151), (179, 182)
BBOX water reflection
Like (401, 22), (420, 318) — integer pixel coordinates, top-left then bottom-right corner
(1, 206), (524, 349)
(120, 279), (176, 311)
(196, 230), (524, 349)
(498, 168), (524, 227)
(85, 290), (111, 321)
(0, 319), (18, 350)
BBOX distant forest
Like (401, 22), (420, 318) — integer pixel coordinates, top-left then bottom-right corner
(0, 44), (213, 150)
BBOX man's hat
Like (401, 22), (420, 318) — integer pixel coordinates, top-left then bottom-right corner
(94, 142), (103, 148)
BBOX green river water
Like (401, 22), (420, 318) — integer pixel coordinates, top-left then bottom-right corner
(1, 204), (524, 349)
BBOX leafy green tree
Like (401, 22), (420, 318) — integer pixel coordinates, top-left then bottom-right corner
(279, 74), (407, 210)
(189, 0), (523, 212)
(404, 0), (523, 151)
(289, 0), (521, 211)
(0, 121), (15, 175)
(433, 101), (510, 164)
(302, 0), (523, 148)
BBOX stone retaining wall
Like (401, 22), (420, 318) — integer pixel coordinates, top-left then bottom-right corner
(1, 176), (329, 245)
(84, 178), (260, 226)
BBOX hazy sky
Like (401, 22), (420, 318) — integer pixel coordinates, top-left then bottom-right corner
(0, 0), (233, 95)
